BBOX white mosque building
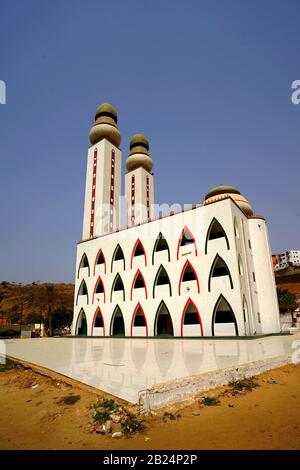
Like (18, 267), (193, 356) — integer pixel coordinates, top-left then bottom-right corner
(72, 103), (280, 338)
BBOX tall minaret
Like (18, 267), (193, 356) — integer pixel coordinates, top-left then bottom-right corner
(82, 103), (122, 239)
(125, 134), (154, 226)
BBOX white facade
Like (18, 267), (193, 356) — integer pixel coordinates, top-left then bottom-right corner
(73, 195), (280, 337)
(274, 250), (300, 270)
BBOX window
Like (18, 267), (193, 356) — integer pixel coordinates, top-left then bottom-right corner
(205, 218), (230, 254)
(131, 270), (147, 300)
(177, 226), (197, 259)
(77, 253), (90, 278)
(111, 244), (125, 272)
(130, 239), (147, 269)
(152, 233), (171, 264)
(208, 254), (233, 292)
(153, 265), (172, 297)
(179, 260), (200, 295)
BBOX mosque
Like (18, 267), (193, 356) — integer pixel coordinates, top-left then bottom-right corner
(72, 103), (280, 337)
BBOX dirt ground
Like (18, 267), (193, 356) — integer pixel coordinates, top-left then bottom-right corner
(0, 361), (299, 450)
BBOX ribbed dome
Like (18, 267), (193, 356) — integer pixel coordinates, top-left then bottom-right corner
(126, 134), (153, 172)
(204, 184), (253, 217)
(89, 102), (121, 147)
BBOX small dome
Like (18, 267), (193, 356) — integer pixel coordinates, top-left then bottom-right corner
(204, 184), (253, 217)
(126, 133), (153, 172)
(89, 102), (121, 147)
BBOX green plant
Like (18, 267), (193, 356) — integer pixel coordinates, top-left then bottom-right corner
(229, 377), (259, 392)
(122, 415), (145, 435)
(201, 396), (220, 406)
(163, 411), (181, 421)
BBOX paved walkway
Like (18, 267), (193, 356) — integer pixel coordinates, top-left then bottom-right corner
(2, 334), (299, 404)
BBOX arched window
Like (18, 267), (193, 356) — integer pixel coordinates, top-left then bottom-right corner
(234, 217), (240, 238)
(111, 244), (125, 272)
(242, 296), (248, 323)
(77, 253), (90, 278)
(208, 254), (233, 292)
(93, 248), (106, 275)
(92, 276), (106, 304)
(153, 265), (172, 298)
(205, 218), (230, 254)
(152, 232), (170, 264)
(76, 279), (89, 305)
(181, 298), (203, 336)
(110, 273), (125, 302)
(154, 300), (174, 336)
(177, 226), (197, 259)
(130, 239), (147, 269)
(91, 307), (105, 336)
(178, 260), (200, 295)
(110, 305), (125, 336)
(130, 269), (147, 300)
(75, 308), (87, 336)
(131, 303), (148, 336)
(238, 255), (244, 276)
(212, 294), (238, 336)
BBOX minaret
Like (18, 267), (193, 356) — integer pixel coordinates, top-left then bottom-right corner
(125, 134), (154, 226)
(82, 103), (122, 239)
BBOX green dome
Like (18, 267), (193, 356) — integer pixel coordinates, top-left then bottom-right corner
(89, 102), (121, 147)
(205, 185), (241, 200)
(95, 102), (118, 123)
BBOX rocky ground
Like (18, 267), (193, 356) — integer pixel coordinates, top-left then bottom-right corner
(0, 360), (299, 450)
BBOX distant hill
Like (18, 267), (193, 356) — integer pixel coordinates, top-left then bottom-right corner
(0, 282), (74, 323)
(275, 266), (300, 302)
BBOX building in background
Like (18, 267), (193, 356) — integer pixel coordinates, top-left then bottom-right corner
(72, 103), (281, 337)
(273, 251), (300, 271)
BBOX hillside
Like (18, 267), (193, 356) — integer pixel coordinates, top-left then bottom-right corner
(0, 282), (74, 323)
(275, 266), (300, 299)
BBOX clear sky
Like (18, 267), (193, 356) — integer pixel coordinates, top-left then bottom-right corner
(0, 0), (299, 283)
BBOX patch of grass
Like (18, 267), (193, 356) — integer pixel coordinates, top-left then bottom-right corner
(90, 398), (119, 421)
(163, 411), (181, 421)
(0, 359), (17, 372)
(201, 396), (220, 406)
(57, 395), (80, 405)
(122, 415), (145, 435)
(229, 377), (259, 392)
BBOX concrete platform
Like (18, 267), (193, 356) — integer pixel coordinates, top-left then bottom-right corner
(2, 334), (299, 409)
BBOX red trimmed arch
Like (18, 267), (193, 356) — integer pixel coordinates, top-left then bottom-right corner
(93, 248), (106, 275)
(130, 238), (147, 269)
(178, 259), (200, 295)
(130, 269), (148, 300)
(91, 307), (105, 336)
(180, 297), (203, 336)
(92, 275), (106, 304)
(176, 226), (198, 260)
(130, 302), (148, 336)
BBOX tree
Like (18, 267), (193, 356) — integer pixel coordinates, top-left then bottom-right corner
(277, 288), (298, 321)
(45, 284), (55, 337)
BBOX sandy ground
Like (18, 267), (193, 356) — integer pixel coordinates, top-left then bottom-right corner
(0, 361), (299, 450)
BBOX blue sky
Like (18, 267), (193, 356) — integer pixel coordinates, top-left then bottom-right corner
(0, 0), (299, 283)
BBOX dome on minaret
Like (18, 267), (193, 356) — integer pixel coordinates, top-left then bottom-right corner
(89, 102), (121, 147)
(204, 184), (253, 216)
(126, 134), (153, 172)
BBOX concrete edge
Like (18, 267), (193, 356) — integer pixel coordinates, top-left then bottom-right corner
(138, 354), (292, 412)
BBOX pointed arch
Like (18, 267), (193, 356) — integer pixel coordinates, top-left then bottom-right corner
(130, 238), (147, 269)
(91, 307), (105, 336)
(212, 294), (238, 336)
(178, 260), (200, 295)
(234, 217), (240, 238)
(76, 279), (89, 305)
(130, 269), (148, 300)
(110, 273), (125, 302)
(153, 264), (172, 298)
(130, 302), (148, 336)
(92, 275), (106, 304)
(152, 232), (170, 265)
(208, 254), (233, 292)
(93, 248), (106, 275)
(242, 296), (248, 323)
(177, 226), (198, 259)
(75, 308), (87, 336)
(77, 253), (90, 278)
(154, 300), (174, 336)
(205, 218), (230, 254)
(111, 244), (125, 272)
(110, 305), (125, 336)
(238, 255), (244, 276)
(181, 298), (203, 336)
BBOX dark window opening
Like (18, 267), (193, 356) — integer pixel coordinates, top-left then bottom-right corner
(96, 281), (104, 294)
(215, 310), (235, 323)
(184, 310), (199, 325)
(114, 246), (125, 262)
(156, 236), (169, 252)
(134, 242), (145, 257)
(94, 313), (103, 328)
(111, 308), (125, 336)
(96, 251), (105, 265)
(134, 273), (145, 289)
(133, 309), (146, 327)
(180, 231), (194, 247)
(114, 276), (124, 291)
(213, 266), (229, 277)
(182, 265), (197, 282)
